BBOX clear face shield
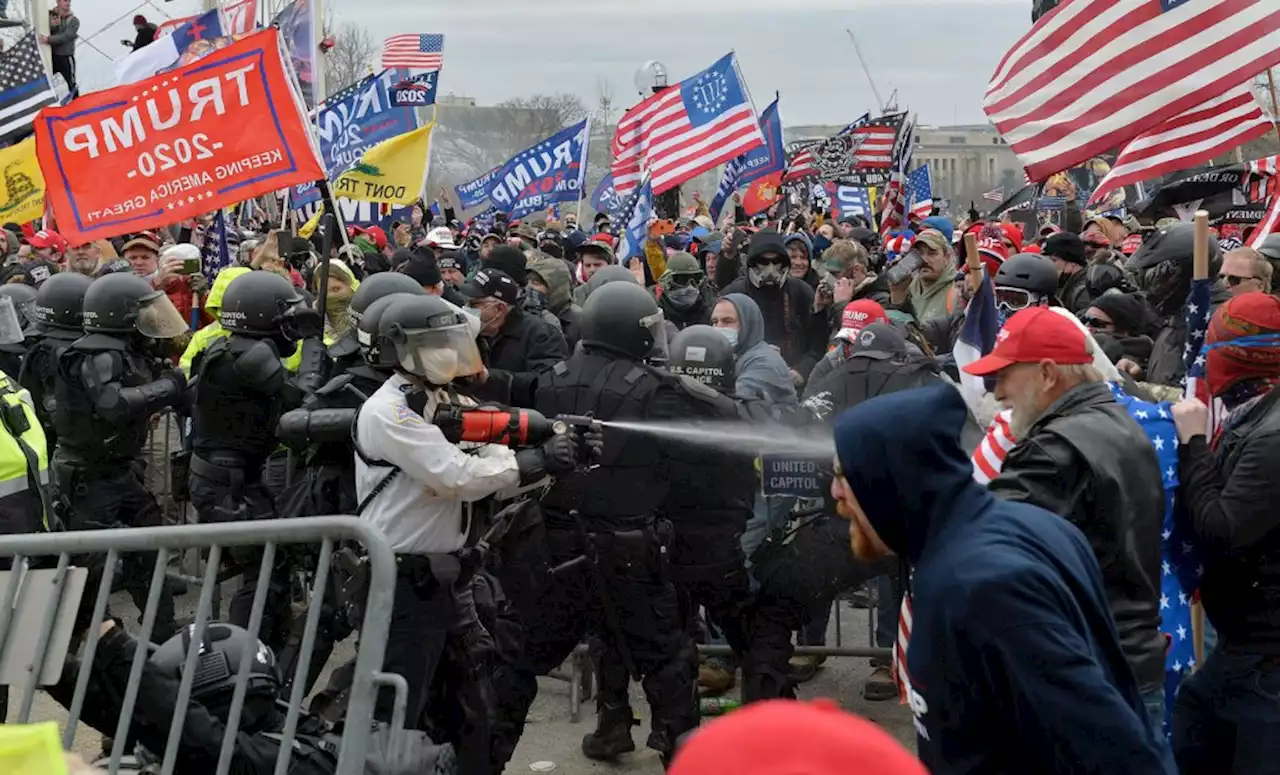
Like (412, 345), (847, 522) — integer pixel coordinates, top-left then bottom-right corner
(136, 291), (190, 339)
(0, 296), (25, 346)
(640, 309), (669, 362)
(395, 323), (485, 385)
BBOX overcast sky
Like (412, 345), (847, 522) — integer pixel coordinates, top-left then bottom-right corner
(73, 0), (1032, 127)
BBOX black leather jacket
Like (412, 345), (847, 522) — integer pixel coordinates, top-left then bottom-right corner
(1178, 389), (1280, 655)
(988, 381), (1167, 691)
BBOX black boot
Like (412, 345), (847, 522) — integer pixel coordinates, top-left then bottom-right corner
(581, 702), (637, 761)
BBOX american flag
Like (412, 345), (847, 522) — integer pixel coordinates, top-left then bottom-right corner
(1088, 84), (1272, 207)
(0, 33), (55, 143)
(1248, 156), (1280, 248)
(878, 115), (917, 238)
(984, 0), (1280, 183)
(983, 187), (1006, 202)
(1182, 276), (1218, 433)
(612, 53), (764, 198)
(1107, 384), (1199, 739)
(381, 34), (445, 71)
(907, 165), (934, 219)
(784, 112), (903, 182)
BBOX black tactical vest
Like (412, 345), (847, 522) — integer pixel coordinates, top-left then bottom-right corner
(54, 334), (156, 465)
(534, 350), (669, 526)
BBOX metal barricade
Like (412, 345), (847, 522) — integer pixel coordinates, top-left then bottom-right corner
(0, 516), (397, 775)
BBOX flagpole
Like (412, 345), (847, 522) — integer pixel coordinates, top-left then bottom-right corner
(1268, 68), (1280, 141)
(576, 112), (594, 227)
(845, 27), (886, 114)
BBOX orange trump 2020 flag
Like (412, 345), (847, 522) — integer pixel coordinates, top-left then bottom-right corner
(34, 30), (323, 245)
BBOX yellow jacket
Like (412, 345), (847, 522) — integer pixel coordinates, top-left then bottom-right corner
(180, 268), (302, 374)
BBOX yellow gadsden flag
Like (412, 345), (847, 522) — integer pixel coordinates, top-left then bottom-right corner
(0, 138), (45, 226)
(332, 122), (435, 206)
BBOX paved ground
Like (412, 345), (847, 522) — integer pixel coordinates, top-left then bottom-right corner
(13, 584), (915, 773)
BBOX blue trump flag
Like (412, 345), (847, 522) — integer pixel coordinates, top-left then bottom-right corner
(739, 96), (784, 186)
(615, 173), (653, 266)
(710, 95), (783, 222)
(292, 68), (420, 208)
(456, 167), (499, 210)
(831, 184), (871, 220)
(590, 173), (624, 219)
(485, 118), (592, 220)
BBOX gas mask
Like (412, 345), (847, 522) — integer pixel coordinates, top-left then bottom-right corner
(665, 285), (700, 310)
(747, 259), (787, 289)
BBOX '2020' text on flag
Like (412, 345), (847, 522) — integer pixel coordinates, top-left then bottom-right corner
(984, 0), (1280, 183)
(612, 53), (764, 198)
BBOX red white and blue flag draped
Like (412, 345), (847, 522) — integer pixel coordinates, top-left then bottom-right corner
(1108, 385), (1199, 740)
(878, 115), (917, 238)
(612, 53), (765, 198)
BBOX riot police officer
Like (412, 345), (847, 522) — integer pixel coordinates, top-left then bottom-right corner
(0, 284), (36, 380)
(48, 621), (453, 774)
(355, 294), (582, 771)
(54, 272), (190, 640)
(18, 272), (93, 451)
(188, 270), (322, 654)
(490, 282), (700, 769)
(575, 325), (754, 758)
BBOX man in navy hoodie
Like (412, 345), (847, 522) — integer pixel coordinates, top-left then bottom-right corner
(830, 382), (1173, 774)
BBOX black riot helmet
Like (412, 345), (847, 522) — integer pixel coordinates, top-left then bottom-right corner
(329, 272), (425, 358)
(668, 325), (735, 393)
(376, 295), (483, 384)
(32, 272), (92, 332)
(357, 292), (422, 366)
(995, 253), (1059, 296)
(82, 273), (189, 338)
(151, 623), (281, 723)
(0, 284), (38, 330)
(580, 281), (668, 360)
(1129, 223), (1221, 317)
(218, 271), (308, 338)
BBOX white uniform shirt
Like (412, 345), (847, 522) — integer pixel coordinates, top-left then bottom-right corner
(355, 374), (521, 555)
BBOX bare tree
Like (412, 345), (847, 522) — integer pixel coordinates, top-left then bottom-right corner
(323, 22), (377, 97)
(432, 93), (590, 187)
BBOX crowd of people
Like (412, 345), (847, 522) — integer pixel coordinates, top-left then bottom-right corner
(0, 176), (1276, 775)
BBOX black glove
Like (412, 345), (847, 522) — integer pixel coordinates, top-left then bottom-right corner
(540, 433), (579, 475)
(581, 427), (604, 465)
(282, 306), (324, 341)
(160, 368), (187, 394)
(515, 434), (580, 482)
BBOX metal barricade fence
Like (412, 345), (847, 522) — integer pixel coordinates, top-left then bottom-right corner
(0, 516), (397, 775)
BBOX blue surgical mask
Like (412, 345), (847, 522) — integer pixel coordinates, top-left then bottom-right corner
(720, 328), (738, 347)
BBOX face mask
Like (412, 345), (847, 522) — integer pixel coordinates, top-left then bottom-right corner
(524, 288), (549, 314)
(665, 285), (699, 310)
(412, 348), (459, 386)
(748, 261), (786, 288)
(719, 328), (739, 348)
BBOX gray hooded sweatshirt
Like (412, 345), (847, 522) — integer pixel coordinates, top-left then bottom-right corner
(723, 293), (798, 406)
